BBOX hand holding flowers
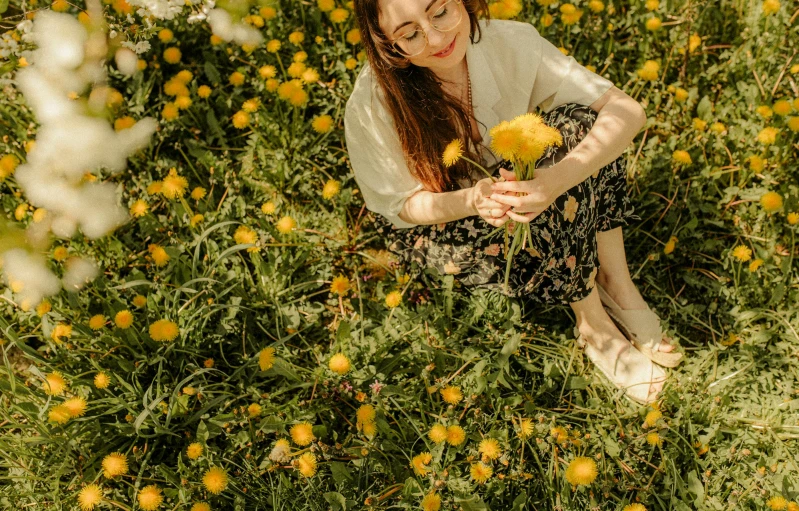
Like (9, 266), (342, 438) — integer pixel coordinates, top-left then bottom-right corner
(442, 112), (564, 293)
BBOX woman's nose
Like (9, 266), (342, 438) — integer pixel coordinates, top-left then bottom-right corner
(427, 30), (448, 51)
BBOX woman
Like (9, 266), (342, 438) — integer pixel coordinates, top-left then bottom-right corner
(344, 0), (683, 405)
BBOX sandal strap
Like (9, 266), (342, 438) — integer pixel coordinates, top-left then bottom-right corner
(606, 307), (664, 353)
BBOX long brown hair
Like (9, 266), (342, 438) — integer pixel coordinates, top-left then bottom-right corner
(353, 0), (492, 193)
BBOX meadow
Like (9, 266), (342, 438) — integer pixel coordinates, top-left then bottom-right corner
(0, 0), (798, 509)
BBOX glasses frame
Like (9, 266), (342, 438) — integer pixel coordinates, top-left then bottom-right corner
(390, 0), (464, 58)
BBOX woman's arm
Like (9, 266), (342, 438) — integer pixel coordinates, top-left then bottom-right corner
(550, 87), (647, 195)
(397, 187), (477, 226)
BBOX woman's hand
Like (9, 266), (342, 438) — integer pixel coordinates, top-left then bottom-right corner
(488, 167), (565, 223)
(470, 176), (512, 227)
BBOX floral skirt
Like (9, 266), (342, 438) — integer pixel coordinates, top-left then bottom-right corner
(372, 103), (642, 306)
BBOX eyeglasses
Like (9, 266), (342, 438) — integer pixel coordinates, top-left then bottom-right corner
(390, 0), (464, 58)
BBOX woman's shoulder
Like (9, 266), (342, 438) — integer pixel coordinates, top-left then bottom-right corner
(477, 18), (541, 46)
(345, 62), (391, 125)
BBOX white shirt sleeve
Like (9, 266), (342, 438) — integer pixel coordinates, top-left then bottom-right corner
(526, 25), (614, 113)
(344, 96), (424, 230)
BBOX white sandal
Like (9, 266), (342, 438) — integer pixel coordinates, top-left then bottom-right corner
(573, 326), (667, 406)
(595, 282), (684, 368)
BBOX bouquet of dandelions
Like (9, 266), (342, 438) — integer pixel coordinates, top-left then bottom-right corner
(442, 113), (563, 293)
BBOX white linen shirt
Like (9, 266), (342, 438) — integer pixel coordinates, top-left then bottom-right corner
(344, 18), (614, 229)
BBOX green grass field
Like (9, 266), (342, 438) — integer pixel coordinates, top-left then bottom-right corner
(1, 0), (798, 509)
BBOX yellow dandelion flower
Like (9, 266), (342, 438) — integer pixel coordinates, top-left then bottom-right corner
(197, 85), (212, 98)
(64, 396), (87, 418)
(446, 424), (466, 445)
(266, 39), (281, 53)
(301, 67), (320, 83)
(356, 404), (376, 424)
(187, 442), (203, 460)
(762, 0), (780, 15)
(731, 244), (753, 262)
(767, 496), (788, 511)
(190, 503), (211, 511)
(290, 422), (316, 446)
(645, 17), (661, 30)
(440, 385), (463, 405)
(428, 424), (448, 443)
(664, 235), (678, 255)
(43, 372), (67, 396)
(229, 71), (246, 87)
(322, 179), (341, 199)
(297, 452), (318, 477)
(276, 215), (296, 234)
(232, 110), (250, 129)
(261, 201), (276, 214)
(190, 187), (206, 200)
(317, 0), (335, 11)
(623, 505), (647, 511)
(234, 225), (259, 251)
(478, 437), (502, 461)
(129, 199), (149, 218)
(672, 150), (692, 165)
(646, 431), (663, 447)
(329, 8), (349, 23)
(77, 484), (103, 510)
(137, 485), (163, 511)
(644, 409), (663, 427)
(518, 418), (534, 439)
(202, 466), (228, 495)
(48, 404), (71, 424)
(421, 492), (442, 511)
(786, 212), (799, 225)
(94, 371), (111, 389)
(102, 452), (128, 478)
(312, 114), (334, 134)
(637, 60), (660, 81)
(760, 191), (783, 212)
(385, 290), (402, 308)
(114, 310), (133, 329)
(442, 139), (463, 168)
(288, 61), (306, 78)
(749, 258), (764, 272)
(329, 353), (351, 375)
(489, 121), (523, 160)
(411, 452), (433, 476)
(258, 347), (276, 371)
(88, 314), (106, 330)
(565, 456), (598, 486)
(163, 47), (181, 64)
(149, 319), (179, 342)
(53, 246), (69, 261)
(330, 275), (350, 295)
(269, 438), (291, 463)
(160, 168), (188, 199)
(288, 31), (305, 45)
(470, 462), (493, 484)
(51, 323), (72, 343)
(148, 244), (170, 267)
(757, 127), (779, 145)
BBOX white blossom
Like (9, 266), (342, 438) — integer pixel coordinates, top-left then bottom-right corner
(0, 248), (61, 307)
(207, 8), (263, 46)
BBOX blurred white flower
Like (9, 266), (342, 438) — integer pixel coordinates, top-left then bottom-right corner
(62, 257), (99, 292)
(115, 47), (139, 76)
(128, 0), (186, 20)
(207, 8), (263, 46)
(0, 249), (61, 306)
(1, 9), (157, 304)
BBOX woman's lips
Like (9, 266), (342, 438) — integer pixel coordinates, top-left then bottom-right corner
(433, 37), (456, 57)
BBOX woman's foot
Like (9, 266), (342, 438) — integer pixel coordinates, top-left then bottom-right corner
(576, 316), (666, 403)
(596, 274), (676, 353)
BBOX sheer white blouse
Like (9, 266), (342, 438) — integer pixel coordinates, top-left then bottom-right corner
(344, 18), (614, 229)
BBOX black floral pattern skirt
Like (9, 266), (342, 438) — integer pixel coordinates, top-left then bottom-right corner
(372, 103), (642, 306)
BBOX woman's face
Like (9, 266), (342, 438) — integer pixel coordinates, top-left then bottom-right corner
(378, 0), (470, 73)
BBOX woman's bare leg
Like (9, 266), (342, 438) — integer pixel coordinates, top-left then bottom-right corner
(596, 227), (675, 351)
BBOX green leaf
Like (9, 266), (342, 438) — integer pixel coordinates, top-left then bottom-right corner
(323, 492), (347, 510)
(329, 462), (354, 484)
